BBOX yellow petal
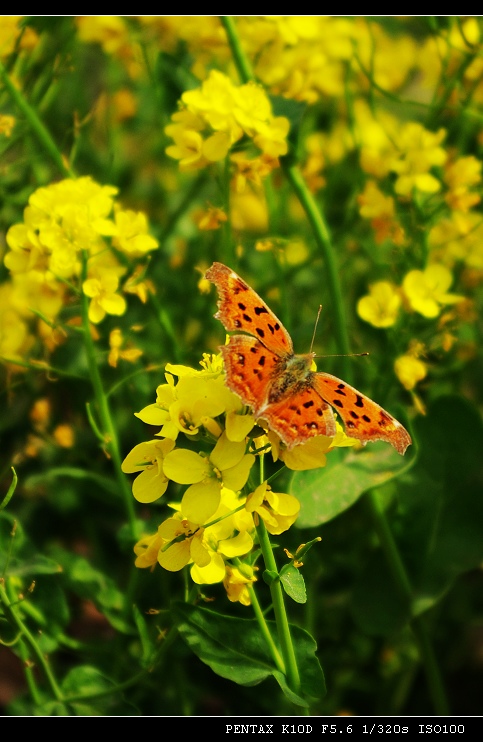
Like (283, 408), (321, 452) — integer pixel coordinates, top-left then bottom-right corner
(163, 448), (210, 484)
(182, 480), (221, 524)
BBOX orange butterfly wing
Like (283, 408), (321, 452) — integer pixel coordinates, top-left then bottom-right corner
(218, 334), (281, 414)
(205, 262), (293, 356)
(259, 387), (337, 447)
(312, 373), (412, 455)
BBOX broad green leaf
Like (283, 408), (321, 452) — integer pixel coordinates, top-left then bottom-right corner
(351, 551), (411, 635)
(291, 444), (411, 527)
(49, 546), (132, 634)
(2, 553), (62, 578)
(60, 665), (120, 715)
(351, 396), (483, 635)
(174, 603), (325, 706)
(280, 564), (307, 604)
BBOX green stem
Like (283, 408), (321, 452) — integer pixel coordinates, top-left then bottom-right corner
(219, 17), (254, 84)
(0, 580), (63, 702)
(246, 580), (285, 674)
(411, 617), (450, 716)
(80, 254), (137, 539)
(281, 162), (352, 382)
(0, 58), (74, 179)
(0, 468), (17, 511)
(219, 16), (352, 382)
(255, 518), (301, 695)
(366, 490), (450, 715)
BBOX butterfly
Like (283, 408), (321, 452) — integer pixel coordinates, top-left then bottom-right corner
(205, 262), (411, 455)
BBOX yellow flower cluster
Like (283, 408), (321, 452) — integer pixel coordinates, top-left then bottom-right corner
(358, 265), (464, 331)
(2, 178), (158, 365)
(165, 70), (289, 173)
(123, 354), (350, 603)
(357, 263), (467, 396)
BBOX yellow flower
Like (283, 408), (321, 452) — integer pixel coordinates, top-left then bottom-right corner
(163, 432), (255, 524)
(444, 155), (482, 212)
(108, 328), (143, 368)
(194, 206), (228, 231)
(122, 438), (175, 503)
(165, 71), (289, 172)
(157, 516), (210, 572)
(428, 212), (483, 270)
(357, 181), (405, 245)
(230, 153), (278, 193)
(133, 531), (163, 569)
(390, 123), (447, 196)
(223, 565), (256, 606)
(135, 359), (254, 444)
(246, 481), (300, 535)
(53, 424), (75, 448)
(0, 16), (38, 58)
(133, 515), (210, 572)
(402, 265), (464, 318)
(0, 114), (15, 137)
(357, 281), (402, 328)
(82, 273), (127, 324)
(112, 209), (159, 256)
(394, 354), (428, 391)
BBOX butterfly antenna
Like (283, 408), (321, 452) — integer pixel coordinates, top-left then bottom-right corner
(309, 305), (323, 354)
(310, 305), (369, 359)
(319, 352), (370, 358)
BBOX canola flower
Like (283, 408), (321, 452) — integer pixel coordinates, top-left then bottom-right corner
(165, 70), (289, 174)
(123, 353), (354, 604)
(1, 177), (158, 367)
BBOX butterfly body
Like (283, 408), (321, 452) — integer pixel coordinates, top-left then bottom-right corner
(206, 262), (411, 455)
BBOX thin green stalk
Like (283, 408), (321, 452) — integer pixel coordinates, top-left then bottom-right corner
(17, 639), (43, 707)
(80, 254), (136, 539)
(220, 17), (254, 84)
(0, 468), (17, 512)
(281, 162), (352, 382)
(219, 16), (352, 382)
(246, 579), (285, 675)
(0, 58), (74, 179)
(221, 156), (236, 267)
(0, 581), (63, 702)
(411, 616), (450, 716)
(255, 517), (301, 696)
(252, 454), (301, 695)
(366, 490), (450, 715)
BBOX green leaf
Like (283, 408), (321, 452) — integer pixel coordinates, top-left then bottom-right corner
(401, 395), (483, 605)
(280, 565), (307, 604)
(0, 511), (62, 577)
(174, 603), (325, 706)
(60, 665), (124, 715)
(291, 444), (410, 527)
(351, 552), (412, 635)
(351, 396), (483, 635)
(49, 546), (133, 634)
(133, 604), (155, 667)
(61, 665), (114, 696)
